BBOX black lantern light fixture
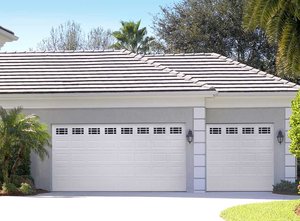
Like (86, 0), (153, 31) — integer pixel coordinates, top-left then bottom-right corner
(277, 130), (284, 144)
(186, 130), (193, 143)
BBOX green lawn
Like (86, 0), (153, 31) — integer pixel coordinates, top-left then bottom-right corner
(220, 200), (300, 221)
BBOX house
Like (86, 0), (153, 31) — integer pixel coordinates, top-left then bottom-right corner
(0, 50), (298, 192)
(0, 26), (18, 49)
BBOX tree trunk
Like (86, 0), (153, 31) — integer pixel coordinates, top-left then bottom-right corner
(10, 145), (25, 181)
(2, 156), (10, 184)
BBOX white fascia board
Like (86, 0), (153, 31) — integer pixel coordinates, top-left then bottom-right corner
(206, 95), (296, 108)
(0, 91), (212, 109)
(217, 91), (298, 97)
(0, 29), (18, 42)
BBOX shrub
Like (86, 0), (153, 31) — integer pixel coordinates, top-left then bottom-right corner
(273, 180), (298, 194)
(0, 146), (31, 184)
(11, 175), (34, 188)
(19, 183), (34, 195)
(1, 182), (18, 194)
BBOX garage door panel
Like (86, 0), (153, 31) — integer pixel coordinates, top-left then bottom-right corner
(52, 123), (186, 191)
(207, 175), (273, 191)
(207, 124), (274, 191)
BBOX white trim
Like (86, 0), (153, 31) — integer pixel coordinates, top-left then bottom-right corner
(0, 28), (18, 41)
(0, 93), (207, 108)
(206, 96), (295, 108)
(284, 107), (296, 181)
(193, 107), (206, 192)
(217, 92), (298, 97)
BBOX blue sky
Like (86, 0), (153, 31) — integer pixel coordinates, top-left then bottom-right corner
(1, 0), (177, 51)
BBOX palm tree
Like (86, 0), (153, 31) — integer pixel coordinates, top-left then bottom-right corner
(0, 107), (50, 184)
(243, 0), (300, 77)
(112, 20), (154, 54)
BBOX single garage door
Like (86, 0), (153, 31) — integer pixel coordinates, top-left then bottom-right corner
(52, 124), (186, 191)
(207, 124), (274, 191)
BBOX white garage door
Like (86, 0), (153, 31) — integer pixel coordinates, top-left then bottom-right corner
(207, 124), (274, 191)
(52, 124), (186, 191)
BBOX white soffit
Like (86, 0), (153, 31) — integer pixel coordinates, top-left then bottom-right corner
(0, 93), (207, 109)
(206, 95), (295, 108)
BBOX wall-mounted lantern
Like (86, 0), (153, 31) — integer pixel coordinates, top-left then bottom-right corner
(277, 130), (284, 144)
(186, 130), (193, 144)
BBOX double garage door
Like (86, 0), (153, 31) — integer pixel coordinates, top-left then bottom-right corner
(207, 124), (274, 191)
(52, 124), (186, 191)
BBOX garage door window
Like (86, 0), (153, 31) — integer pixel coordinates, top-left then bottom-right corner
(72, 128), (84, 134)
(56, 128), (68, 135)
(154, 127), (165, 134)
(105, 128), (116, 134)
(121, 128), (133, 134)
(89, 128), (101, 134)
(170, 127), (182, 134)
(210, 128), (221, 134)
(226, 127), (238, 134)
(259, 127), (271, 134)
(137, 127), (149, 134)
(242, 127), (254, 134)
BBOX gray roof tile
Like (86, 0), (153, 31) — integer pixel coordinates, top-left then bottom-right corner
(0, 50), (298, 94)
(0, 50), (212, 94)
(145, 53), (300, 93)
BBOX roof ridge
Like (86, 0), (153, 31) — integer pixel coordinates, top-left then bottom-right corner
(145, 52), (215, 57)
(0, 49), (125, 54)
(136, 53), (215, 91)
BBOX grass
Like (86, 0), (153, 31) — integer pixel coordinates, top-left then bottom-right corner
(220, 200), (300, 221)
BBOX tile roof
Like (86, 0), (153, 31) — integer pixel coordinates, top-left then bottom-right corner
(144, 53), (300, 93)
(0, 50), (298, 94)
(0, 50), (212, 94)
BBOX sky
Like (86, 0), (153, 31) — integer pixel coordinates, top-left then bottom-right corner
(1, 0), (177, 51)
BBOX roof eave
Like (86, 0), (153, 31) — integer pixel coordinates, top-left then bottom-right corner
(0, 90), (217, 98)
(0, 28), (18, 42)
(217, 91), (299, 97)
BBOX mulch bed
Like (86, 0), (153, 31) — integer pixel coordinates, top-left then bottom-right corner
(272, 191), (299, 195)
(0, 189), (49, 196)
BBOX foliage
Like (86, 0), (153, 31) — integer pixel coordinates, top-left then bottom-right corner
(272, 180), (298, 194)
(1, 182), (18, 194)
(243, 0), (300, 78)
(37, 20), (114, 51)
(10, 175), (34, 188)
(0, 107), (50, 184)
(220, 200), (300, 221)
(153, 0), (277, 74)
(289, 91), (300, 157)
(112, 20), (155, 54)
(19, 182), (34, 195)
(86, 27), (114, 50)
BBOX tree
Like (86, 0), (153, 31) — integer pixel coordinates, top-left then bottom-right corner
(86, 27), (114, 50)
(37, 21), (84, 51)
(153, 0), (277, 74)
(0, 107), (50, 184)
(112, 20), (155, 54)
(243, 0), (300, 78)
(37, 21), (114, 51)
(289, 92), (300, 158)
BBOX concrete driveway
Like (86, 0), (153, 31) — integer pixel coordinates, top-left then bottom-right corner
(0, 192), (299, 221)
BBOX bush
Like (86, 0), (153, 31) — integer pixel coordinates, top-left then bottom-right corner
(273, 180), (298, 194)
(0, 149), (31, 184)
(10, 175), (34, 188)
(1, 182), (18, 194)
(19, 183), (34, 195)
